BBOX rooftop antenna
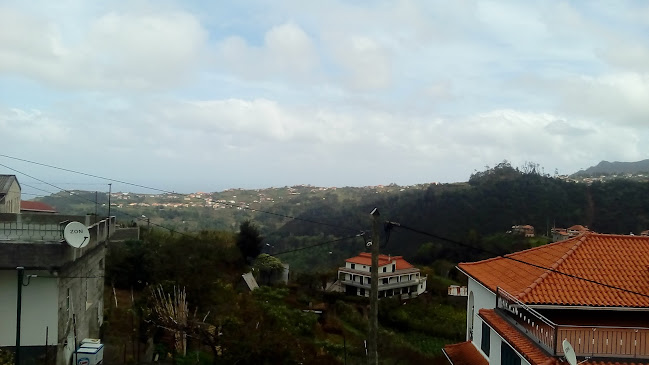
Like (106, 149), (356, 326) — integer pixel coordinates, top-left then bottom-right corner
(562, 339), (577, 365)
(63, 222), (90, 248)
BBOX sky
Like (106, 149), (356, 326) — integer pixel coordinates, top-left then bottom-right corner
(2, 0), (649, 195)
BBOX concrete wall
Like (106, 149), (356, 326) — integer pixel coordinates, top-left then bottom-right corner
(0, 270), (59, 346)
(56, 245), (105, 365)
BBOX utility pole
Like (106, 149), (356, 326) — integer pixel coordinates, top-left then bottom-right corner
(368, 208), (380, 365)
(107, 184), (112, 239)
(15, 267), (24, 365)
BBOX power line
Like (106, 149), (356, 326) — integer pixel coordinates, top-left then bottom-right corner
(0, 154), (170, 193)
(272, 234), (364, 256)
(0, 162), (200, 240)
(3, 162), (365, 249)
(387, 221), (649, 300)
(0, 154), (362, 233)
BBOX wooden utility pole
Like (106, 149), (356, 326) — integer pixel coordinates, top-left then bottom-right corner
(368, 208), (380, 364)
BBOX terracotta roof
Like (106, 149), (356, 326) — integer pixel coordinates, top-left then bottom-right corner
(442, 341), (488, 365)
(345, 252), (414, 270)
(479, 309), (648, 365)
(20, 200), (57, 213)
(480, 309), (558, 365)
(458, 233), (649, 307)
(567, 225), (588, 231)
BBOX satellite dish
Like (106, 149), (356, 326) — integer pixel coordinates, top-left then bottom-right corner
(562, 339), (577, 365)
(63, 222), (90, 248)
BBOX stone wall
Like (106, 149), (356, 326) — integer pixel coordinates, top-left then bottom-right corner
(56, 244), (105, 365)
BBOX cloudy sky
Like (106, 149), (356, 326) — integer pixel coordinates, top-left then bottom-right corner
(2, 0), (649, 194)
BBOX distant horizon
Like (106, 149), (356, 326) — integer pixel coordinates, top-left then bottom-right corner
(13, 156), (638, 199)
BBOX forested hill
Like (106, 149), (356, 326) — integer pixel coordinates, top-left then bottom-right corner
(33, 163), (649, 270)
(574, 159), (649, 176)
(273, 162), (649, 264)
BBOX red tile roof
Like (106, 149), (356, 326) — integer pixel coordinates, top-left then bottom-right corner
(20, 200), (57, 213)
(458, 233), (649, 307)
(345, 252), (414, 270)
(479, 309), (648, 365)
(480, 309), (558, 365)
(442, 341), (488, 365)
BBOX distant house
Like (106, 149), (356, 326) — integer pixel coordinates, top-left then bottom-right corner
(551, 224), (590, 242)
(0, 175), (21, 214)
(20, 200), (57, 214)
(640, 230), (649, 236)
(337, 253), (426, 299)
(444, 232), (649, 365)
(511, 225), (534, 237)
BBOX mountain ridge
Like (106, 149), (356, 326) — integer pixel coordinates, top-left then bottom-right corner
(573, 159), (649, 176)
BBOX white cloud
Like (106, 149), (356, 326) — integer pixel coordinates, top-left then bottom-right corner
(556, 73), (649, 126)
(217, 23), (319, 82)
(326, 34), (392, 90)
(0, 5), (207, 90)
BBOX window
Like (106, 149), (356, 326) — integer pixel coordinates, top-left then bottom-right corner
(360, 288), (365, 296)
(351, 263), (355, 269)
(481, 322), (490, 356)
(382, 267), (387, 272)
(382, 278), (388, 284)
(501, 342), (520, 365)
(392, 264), (395, 272)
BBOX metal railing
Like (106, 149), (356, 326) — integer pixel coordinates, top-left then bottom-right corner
(496, 287), (649, 359)
(496, 287), (558, 354)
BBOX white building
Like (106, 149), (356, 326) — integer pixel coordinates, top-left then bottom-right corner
(337, 252), (426, 299)
(444, 232), (649, 365)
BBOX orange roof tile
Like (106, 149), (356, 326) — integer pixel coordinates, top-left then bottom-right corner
(345, 252), (414, 270)
(480, 309), (558, 365)
(479, 309), (648, 365)
(459, 233), (649, 307)
(442, 341), (488, 365)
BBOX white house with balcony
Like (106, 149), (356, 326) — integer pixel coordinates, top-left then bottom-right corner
(337, 252), (426, 299)
(443, 232), (649, 365)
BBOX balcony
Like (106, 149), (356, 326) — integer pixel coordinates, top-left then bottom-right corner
(340, 276), (426, 291)
(496, 288), (649, 360)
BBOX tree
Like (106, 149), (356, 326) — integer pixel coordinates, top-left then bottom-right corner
(237, 220), (263, 263)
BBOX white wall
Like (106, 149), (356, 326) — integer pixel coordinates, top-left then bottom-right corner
(484, 321), (532, 365)
(467, 276), (496, 350)
(0, 270), (59, 346)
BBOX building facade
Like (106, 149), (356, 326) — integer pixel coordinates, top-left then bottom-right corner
(444, 232), (649, 365)
(0, 175), (21, 214)
(0, 212), (114, 365)
(337, 252), (426, 299)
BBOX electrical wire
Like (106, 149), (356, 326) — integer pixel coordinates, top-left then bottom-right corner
(272, 234), (364, 256)
(386, 221), (649, 299)
(0, 155), (362, 233)
(0, 162), (201, 240)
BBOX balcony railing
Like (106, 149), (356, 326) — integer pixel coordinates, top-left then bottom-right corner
(496, 287), (649, 359)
